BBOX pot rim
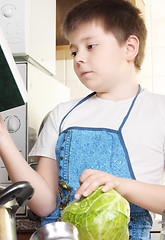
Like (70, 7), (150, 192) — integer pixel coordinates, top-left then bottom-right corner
(30, 221), (79, 240)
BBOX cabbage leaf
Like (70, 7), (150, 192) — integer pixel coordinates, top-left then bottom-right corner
(61, 186), (130, 240)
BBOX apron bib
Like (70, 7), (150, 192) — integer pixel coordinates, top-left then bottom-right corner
(41, 86), (153, 240)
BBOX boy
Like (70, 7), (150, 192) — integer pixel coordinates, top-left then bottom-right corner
(0, 0), (165, 239)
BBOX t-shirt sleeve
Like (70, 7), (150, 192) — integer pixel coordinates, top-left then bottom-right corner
(28, 107), (59, 161)
(28, 99), (79, 161)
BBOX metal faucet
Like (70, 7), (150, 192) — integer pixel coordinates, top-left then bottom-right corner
(160, 209), (165, 239)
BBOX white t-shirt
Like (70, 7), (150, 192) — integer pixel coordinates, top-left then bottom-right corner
(29, 89), (165, 185)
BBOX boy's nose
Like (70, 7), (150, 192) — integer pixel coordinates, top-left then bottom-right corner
(75, 52), (87, 64)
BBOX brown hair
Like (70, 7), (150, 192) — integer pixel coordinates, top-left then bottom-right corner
(62, 0), (147, 70)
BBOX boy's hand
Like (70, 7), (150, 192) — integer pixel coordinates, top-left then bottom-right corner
(74, 169), (120, 200)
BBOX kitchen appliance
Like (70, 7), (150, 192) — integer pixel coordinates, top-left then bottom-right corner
(0, 63), (28, 188)
(30, 222), (78, 240)
(0, 0), (57, 188)
(0, 181), (34, 240)
(0, 0), (56, 75)
(0, 61), (70, 214)
(0, 0), (70, 216)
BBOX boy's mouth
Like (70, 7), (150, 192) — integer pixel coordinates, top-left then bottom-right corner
(81, 71), (92, 77)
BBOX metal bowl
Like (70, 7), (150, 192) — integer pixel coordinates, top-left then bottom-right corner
(30, 222), (78, 240)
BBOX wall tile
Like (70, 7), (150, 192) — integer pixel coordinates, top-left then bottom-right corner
(151, 3), (165, 19)
(151, 19), (165, 48)
(142, 48), (153, 77)
(56, 59), (66, 84)
(138, 76), (153, 92)
(152, 48), (165, 76)
(152, 76), (165, 94)
(66, 80), (91, 100)
(66, 59), (78, 81)
(145, 4), (151, 21)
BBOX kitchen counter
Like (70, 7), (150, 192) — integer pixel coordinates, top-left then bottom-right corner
(16, 218), (41, 232)
(16, 218), (41, 240)
(16, 208), (41, 232)
(16, 218), (162, 240)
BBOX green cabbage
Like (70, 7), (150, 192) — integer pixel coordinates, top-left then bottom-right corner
(61, 186), (130, 240)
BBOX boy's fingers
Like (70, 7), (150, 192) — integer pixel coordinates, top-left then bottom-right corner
(75, 172), (119, 200)
(79, 169), (96, 185)
(75, 174), (97, 199)
(75, 175), (108, 200)
(75, 170), (118, 200)
(101, 182), (115, 192)
(75, 182), (99, 200)
(82, 180), (103, 197)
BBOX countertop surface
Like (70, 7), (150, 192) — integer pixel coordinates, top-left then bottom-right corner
(16, 218), (41, 232)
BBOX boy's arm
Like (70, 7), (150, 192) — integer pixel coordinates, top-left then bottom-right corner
(117, 178), (165, 214)
(0, 115), (58, 217)
(75, 169), (165, 215)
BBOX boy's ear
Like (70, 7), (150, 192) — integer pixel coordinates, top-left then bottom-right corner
(125, 35), (139, 62)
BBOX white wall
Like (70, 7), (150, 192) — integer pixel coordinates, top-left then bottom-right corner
(56, 48), (91, 100)
(28, 63), (70, 133)
(141, 2), (165, 235)
(138, 1), (165, 95)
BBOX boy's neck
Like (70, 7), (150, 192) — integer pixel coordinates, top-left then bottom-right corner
(96, 80), (140, 102)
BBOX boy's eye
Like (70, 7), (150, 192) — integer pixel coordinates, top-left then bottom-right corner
(71, 51), (77, 57)
(87, 44), (97, 50)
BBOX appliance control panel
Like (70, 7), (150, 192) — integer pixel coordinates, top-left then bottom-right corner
(0, 0), (25, 54)
(4, 115), (21, 133)
(0, 63), (27, 188)
(0, 0), (56, 75)
(1, 4), (16, 18)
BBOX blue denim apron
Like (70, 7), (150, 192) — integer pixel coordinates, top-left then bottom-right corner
(41, 86), (153, 240)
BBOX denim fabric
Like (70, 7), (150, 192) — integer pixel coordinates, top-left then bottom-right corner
(129, 203), (152, 240)
(41, 86), (153, 239)
(42, 128), (152, 239)
(128, 214), (152, 240)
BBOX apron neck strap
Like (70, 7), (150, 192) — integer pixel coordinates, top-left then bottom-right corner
(59, 85), (141, 134)
(119, 84), (141, 132)
(59, 92), (96, 134)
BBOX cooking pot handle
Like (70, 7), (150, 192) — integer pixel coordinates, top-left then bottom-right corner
(0, 181), (34, 207)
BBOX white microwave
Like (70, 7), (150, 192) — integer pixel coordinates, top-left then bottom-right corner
(0, 0), (56, 75)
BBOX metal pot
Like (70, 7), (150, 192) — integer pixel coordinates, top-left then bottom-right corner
(30, 222), (78, 240)
(0, 181), (34, 240)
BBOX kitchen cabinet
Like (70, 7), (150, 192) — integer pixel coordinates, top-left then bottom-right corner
(128, 0), (145, 16)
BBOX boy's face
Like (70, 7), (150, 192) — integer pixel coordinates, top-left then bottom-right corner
(68, 21), (128, 93)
